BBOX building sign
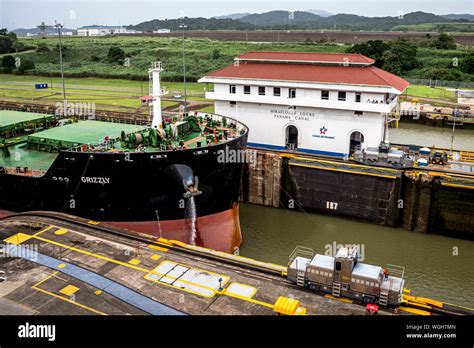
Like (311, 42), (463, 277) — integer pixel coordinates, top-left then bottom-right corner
(312, 126), (335, 139)
(270, 109), (316, 121)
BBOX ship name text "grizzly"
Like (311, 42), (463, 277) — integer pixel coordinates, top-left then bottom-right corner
(81, 177), (110, 184)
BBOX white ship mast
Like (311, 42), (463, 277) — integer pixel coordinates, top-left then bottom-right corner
(149, 62), (163, 129)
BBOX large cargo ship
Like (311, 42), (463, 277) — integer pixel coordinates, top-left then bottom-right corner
(0, 63), (249, 253)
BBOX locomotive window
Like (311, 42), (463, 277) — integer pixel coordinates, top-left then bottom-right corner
(335, 262), (341, 271)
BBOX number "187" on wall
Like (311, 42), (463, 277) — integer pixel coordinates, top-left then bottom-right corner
(326, 201), (338, 210)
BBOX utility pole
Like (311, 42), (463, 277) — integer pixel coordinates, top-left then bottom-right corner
(450, 112), (456, 153)
(54, 21), (67, 117)
(179, 23), (187, 114)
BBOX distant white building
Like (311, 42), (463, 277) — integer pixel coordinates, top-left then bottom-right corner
(199, 51), (409, 158)
(77, 26), (130, 36)
(153, 29), (171, 34)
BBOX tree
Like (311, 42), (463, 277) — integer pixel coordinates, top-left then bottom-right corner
(107, 46), (125, 64)
(420, 67), (462, 81)
(346, 40), (390, 68)
(36, 43), (50, 52)
(0, 29), (25, 54)
(0, 32), (14, 54)
(381, 38), (421, 74)
(432, 33), (456, 50)
(1, 55), (15, 72)
(17, 59), (35, 74)
(211, 48), (221, 60)
(460, 53), (474, 74)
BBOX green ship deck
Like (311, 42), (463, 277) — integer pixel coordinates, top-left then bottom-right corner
(0, 110), (55, 135)
(0, 142), (57, 172)
(0, 110), (51, 127)
(28, 120), (147, 150)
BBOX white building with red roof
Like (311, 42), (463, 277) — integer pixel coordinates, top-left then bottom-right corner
(198, 51), (409, 157)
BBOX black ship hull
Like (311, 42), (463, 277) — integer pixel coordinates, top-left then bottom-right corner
(0, 134), (248, 253)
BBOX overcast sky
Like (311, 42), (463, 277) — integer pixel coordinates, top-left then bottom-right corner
(1, 0), (473, 30)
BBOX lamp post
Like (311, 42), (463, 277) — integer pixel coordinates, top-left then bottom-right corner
(179, 23), (187, 114)
(450, 111), (457, 153)
(54, 21), (67, 117)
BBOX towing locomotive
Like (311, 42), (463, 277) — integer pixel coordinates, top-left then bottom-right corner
(287, 246), (405, 307)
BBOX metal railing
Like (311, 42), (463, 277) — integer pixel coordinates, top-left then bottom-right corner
(406, 78), (474, 89)
(386, 263), (405, 279)
(288, 245), (315, 265)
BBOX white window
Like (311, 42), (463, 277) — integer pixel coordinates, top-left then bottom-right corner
(229, 85), (236, 94)
(273, 87), (281, 96)
(258, 86), (265, 96)
(244, 85), (251, 95)
(288, 88), (296, 99)
(321, 90), (329, 100)
(355, 92), (361, 103)
(338, 91), (346, 101)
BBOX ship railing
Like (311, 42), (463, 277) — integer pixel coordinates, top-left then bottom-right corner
(75, 114), (149, 126)
(193, 111), (248, 134)
(288, 245), (315, 266)
(386, 263), (405, 279)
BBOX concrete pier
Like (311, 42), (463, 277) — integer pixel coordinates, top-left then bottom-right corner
(0, 214), (376, 316)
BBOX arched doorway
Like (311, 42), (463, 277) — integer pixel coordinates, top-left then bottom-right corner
(285, 125), (298, 150)
(349, 131), (364, 154)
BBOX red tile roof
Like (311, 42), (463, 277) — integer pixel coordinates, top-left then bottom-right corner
(236, 51), (375, 65)
(206, 59), (409, 93)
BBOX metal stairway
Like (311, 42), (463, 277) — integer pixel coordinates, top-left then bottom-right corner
(379, 290), (389, 306)
(296, 269), (306, 287)
(332, 282), (341, 297)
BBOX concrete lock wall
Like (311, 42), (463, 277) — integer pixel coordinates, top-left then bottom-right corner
(240, 149), (474, 240)
(240, 151), (282, 208)
(401, 174), (474, 239)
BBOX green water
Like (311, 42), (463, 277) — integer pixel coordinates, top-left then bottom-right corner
(390, 122), (474, 151)
(239, 203), (474, 308)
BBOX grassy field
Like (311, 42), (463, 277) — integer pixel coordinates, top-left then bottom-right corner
(1, 36), (470, 85)
(0, 73), (205, 112)
(6, 36), (347, 82)
(404, 85), (457, 102)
